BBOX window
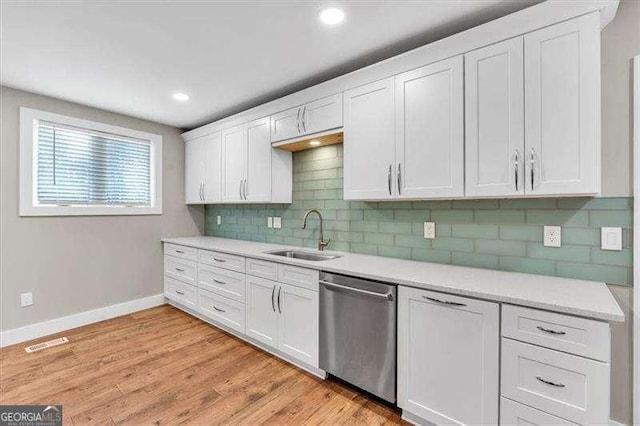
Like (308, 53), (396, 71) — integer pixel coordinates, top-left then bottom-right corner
(20, 108), (162, 216)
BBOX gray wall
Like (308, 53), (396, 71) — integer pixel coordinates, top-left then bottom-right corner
(0, 86), (204, 331)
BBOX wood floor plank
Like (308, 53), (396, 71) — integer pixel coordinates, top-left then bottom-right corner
(0, 305), (406, 425)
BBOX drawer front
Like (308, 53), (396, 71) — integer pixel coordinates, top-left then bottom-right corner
(501, 338), (609, 425)
(164, 255), (196, 286)
(163, 243), (197, 261)
(199, 289), (245, 333)
(278, 264), (319, 291)
(246, 258), (279, 280)
(198, 265), (246, 302)
(500, 397), (577, 425)
(502, 304), (610, 362)
(165, 276), (197, 309)
(199, 250), (245, 273)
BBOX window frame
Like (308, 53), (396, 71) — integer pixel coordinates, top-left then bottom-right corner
(19, 107), (163, 216)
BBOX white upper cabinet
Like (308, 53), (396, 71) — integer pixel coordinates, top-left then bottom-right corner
(465, 37), (525, 198)
(343, 78), (396, 200)
(270, 93), (343, 143)
(220, 125), (246, 202)
(395, 56), (464, 199)
(524, 12), (600, 196)
(185, 131), (221, 204)
(245, 117), (272, 202)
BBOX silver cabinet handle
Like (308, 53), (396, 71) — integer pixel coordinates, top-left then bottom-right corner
(537, 326), (566, 336)
(530, 148), (535, 190)
(320, 280), (394, 301)
(239, 180), (243, 200)
(277, 286), (282, 314)
(244, 180), (248, 200)
(514, 149), (519, 191)
(213, 257), (226, 263)
(213, 279), (226, 285)
(387, 164), (392, 195)
(174, 267), (184, 272)
(536, 376), (565, 388)
(301, 106), (307, 132)
(212, 305), (226, 313)
(175, 290), (185, 295)
(199, 183), (203, 201)
(271, 285), (276, 312)
(296, 107), (302, 133)
(423, 295), (466, 307)
(202, 183), (206, 201)
(397, 163), (402, 196)
(175, 250), (184, 254)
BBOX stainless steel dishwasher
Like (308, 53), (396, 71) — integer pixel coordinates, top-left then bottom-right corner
(319, 271), (396, 403)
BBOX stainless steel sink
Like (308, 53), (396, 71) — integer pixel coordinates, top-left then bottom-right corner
(265, 249), (342, 261)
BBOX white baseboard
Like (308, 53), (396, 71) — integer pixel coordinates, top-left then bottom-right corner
(609, 419), (626, 426)
(0, 294), (165, 348)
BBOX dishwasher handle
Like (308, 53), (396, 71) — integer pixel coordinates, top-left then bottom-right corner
(320, 280), (394, 301)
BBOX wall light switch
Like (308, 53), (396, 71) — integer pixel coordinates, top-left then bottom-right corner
(216, 215), (221, 225)
(273, 217), (282, 229)
(424, 222), (435, 239)
(543, 226), (562, 247)
(267, 217), (273, 228)
(601, 227), (622, 251)
(21, 292), (33, 307)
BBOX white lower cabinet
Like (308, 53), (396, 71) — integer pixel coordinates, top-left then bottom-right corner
(501, 397), (577, 426)
(199, 289), (245, 333)
(245, 275), (279, 347)
(398, 286), (499, 425)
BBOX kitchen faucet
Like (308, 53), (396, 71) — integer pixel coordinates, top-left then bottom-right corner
(302, 209), (330, 251)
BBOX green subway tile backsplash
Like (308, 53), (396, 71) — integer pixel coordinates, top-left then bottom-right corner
(205, 145), (633, 286)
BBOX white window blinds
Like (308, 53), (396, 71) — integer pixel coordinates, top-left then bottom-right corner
(36, 122), (152, 206)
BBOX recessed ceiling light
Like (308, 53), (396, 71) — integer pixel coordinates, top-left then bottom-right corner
(172, 92), (190, 102)
(319, 7), (345, 25)
(309, 140), (322, 146)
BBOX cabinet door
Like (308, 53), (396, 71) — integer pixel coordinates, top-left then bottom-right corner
(343, 78), (396, 200)
(302, 93), (343, 135)
(465, 38), (525, 197)
(202, 131), (221, 203)
(184, 137), (206, 204)
(245, 275), (279, 347)
(395, 56), (464, 199)
(277, 283), (319, 367)
(270, 106), (303, 143)
(220, 125), (246, 202)
(524, 12), (600, 196)
(398, 287), (499, 425)
(245, 117), (272, 202)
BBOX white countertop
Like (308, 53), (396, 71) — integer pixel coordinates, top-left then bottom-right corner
(162, 236), (624, 322)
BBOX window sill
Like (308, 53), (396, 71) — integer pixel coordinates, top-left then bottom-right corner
(19, 205), (162, 217)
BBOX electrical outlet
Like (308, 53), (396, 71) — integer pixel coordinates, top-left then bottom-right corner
(424, 222), (436, 239)
(543, 226), (562, 247)
(267, 217), (273, 228)
(21, 292), (33, 307)
(273, 217), (282, 229)
(216, 215), (221, 225)
(601, 227), (622, 251)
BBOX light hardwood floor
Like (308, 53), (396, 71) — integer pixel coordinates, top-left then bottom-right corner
(0, 305), (405, 425)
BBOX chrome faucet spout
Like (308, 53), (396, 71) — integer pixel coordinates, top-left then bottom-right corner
(302, 209), (330, 251)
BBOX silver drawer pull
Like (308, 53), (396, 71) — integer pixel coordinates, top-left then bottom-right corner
(536, 376), (565, 388)
(320, 280), (393, 301)
(213, 279), (226, 285)
(537, 326), (566, 336)
(174, 267), (185, 272)
(423, 296), (466, 307)
(175, 250), (184, 254)
(213, 257), (226, 263)
(213, 305), (226, 313)
(175, 290), (185, 295)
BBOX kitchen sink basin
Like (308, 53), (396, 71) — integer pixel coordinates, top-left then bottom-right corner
(265, 249), (342, 261)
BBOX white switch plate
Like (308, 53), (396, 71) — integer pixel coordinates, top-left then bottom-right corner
(21, 292), (33, 307)
(601, 227), (622, 251)
(267, 217), (273, 228)
(216, 215), (221, 225)
(424, 222), (435, 239)
(273, 217), (282, 229)
(543, 226), (562, 247)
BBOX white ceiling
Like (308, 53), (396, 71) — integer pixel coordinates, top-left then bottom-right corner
(1, 1), (540, 129)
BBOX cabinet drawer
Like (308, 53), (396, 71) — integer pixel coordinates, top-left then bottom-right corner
(501, 397), (577, 425)
(199, 289), (245, 333)
(501, 338), (609, 425)
(198, 265), (245, 302)
(278, 264), (319, 291)
(246, 258), (279, 280)
(164, 255), (196, 286)
(199, 250), (245, 272)
(163, 243), (197, 261)
(502, 304), (610, 362)
(165, 276), (197, 309)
